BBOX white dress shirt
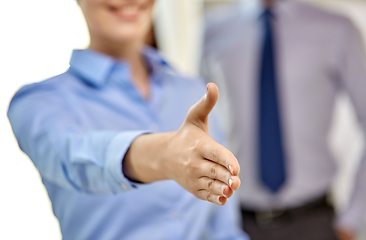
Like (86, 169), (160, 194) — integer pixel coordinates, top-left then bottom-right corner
(201, 0), (366, 232)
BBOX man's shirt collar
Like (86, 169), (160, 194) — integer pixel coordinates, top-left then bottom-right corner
(240, 0), (294, 20)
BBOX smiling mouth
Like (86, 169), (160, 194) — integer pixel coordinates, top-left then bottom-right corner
(109, 3), (146, 21)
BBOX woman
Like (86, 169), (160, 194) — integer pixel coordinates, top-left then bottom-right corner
(8, 0), (247, 239)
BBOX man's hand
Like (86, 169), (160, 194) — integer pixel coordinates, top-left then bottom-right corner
(336, 228), (355, 240)
(124, 83), (240, 206)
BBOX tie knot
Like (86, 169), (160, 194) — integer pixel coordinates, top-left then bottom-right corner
(262, 8), (274, 20)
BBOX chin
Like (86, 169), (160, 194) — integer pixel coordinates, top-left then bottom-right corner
(109, 24), (147, 42)
(110, 31), (145, 45)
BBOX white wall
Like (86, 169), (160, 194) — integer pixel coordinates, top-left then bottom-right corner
(154, 0), (203, 75)
(0, 0), (88, 239)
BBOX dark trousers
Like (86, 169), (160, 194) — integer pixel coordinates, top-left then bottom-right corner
(241, 197), (338, 240)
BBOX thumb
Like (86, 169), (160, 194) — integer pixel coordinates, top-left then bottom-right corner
(185, 82), (219, 129)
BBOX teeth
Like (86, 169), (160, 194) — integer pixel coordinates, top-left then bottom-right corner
(120, 5), (139, 15)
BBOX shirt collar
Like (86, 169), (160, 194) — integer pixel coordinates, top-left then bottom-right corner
(240, 0), (265, 19)
(240, 0), (294, 20)
(143, 46), (171, 74)
(69, 46), (172, 88)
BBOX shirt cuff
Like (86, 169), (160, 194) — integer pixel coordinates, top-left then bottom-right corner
(105, 130), (150, 193)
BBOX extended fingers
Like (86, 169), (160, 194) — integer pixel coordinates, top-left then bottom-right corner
(197, 177), (234, 198)
(196, 189), (228, 206)
(196, 160), (241, 191)
(200, 140), (240, 176)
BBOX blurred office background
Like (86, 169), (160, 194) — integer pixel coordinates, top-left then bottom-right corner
(1, 0), (366, 239)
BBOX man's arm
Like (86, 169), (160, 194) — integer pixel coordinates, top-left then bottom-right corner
(334, 18), (366, 239)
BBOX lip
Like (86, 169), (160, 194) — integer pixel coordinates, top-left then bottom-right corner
(108, 3), (146, 21)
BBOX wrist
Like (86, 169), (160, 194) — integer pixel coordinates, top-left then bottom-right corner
(156, 132), (176, 181)
(124, 132), (175, 183)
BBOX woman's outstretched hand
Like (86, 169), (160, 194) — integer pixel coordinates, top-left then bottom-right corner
(124, 83), (241, 206)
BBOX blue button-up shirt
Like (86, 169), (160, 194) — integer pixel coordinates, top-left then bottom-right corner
(8, 47), (247, 240)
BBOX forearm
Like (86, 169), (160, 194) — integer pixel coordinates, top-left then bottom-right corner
(335, 18), (366, 236)
(123, 132), (174, 183)
(16, 128), (146, 194)
(8, 87), (158, 194)
(336, 147), (366, 233)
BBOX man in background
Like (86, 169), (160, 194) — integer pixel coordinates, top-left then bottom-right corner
(200, 0), (366, 239)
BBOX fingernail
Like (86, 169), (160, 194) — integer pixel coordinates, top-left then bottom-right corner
(222, 185), (227, 195)
(218, 196), (225, 205)
(229, 165), (234, 174)
(229, 178), (233, 188)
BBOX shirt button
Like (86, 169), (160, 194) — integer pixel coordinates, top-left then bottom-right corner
(121, 184), (128, 190)
(170, 211), (179, 219)
(150, 123), (159, 132)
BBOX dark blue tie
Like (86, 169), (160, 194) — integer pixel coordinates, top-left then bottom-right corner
(258, 9), (286, 193)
